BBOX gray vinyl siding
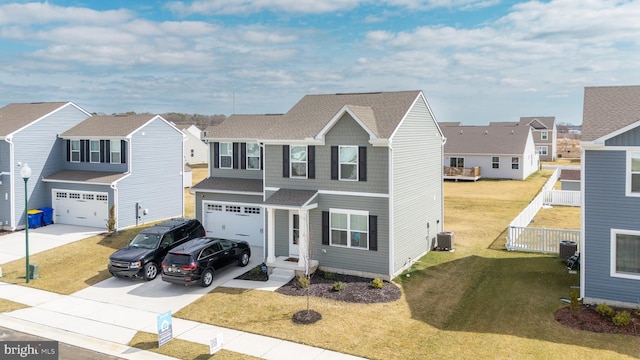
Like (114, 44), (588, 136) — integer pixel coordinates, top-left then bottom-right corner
(606, 126), (640, 146)
(313, 194), (389, 276)
(208, 143), (263, 180)
(11, 105), (89, 227)
(0, 141), (12, 227)
(194, 192), (262, 221)
(391, 97), (443, 275)
(264, 114), (388, 194)
(274, 209), (289, 257)
(0, 141), (10, 172)
(116, 118), (184, 228)
(583, 149), (640, 304)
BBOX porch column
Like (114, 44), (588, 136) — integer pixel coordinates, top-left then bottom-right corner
(297, 208), (309, 275)
(267, 207), (276, 263)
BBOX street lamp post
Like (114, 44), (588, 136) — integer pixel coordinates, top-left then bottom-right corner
(21, 163), (32, 283)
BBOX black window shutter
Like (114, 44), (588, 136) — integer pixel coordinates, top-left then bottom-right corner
(331, 146), (338, 180)
(80, 140), (87, 162)
(322, 211), (330, 245)
(66, 140), (70, 162)
(359, 146), (367, 181)
(105, 141), (111, 163)
(233, 142), (239, 169)
(213, 142), (219, 168)
(369, 215), (377, 251)
(100, 140), (106, 163)
(308, 146), (315, 179)
(260, 147), (264, 170)
(282, 145), (290, 178)
(240, 143), (247, 169)
(121, 140), (126, 164)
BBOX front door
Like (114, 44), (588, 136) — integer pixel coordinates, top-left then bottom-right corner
(289, 211), (299, 257)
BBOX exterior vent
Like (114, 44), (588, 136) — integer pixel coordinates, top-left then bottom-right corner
(436, 232), (454, 251)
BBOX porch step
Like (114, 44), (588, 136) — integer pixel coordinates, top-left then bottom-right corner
(269, 268), (295, 282)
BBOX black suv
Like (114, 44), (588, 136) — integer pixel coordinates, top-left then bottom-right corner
(161, 237), (251, 287)
(108, 218), (205, 280)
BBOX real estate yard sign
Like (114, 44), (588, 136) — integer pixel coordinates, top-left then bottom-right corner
(157, 311), (173, 347)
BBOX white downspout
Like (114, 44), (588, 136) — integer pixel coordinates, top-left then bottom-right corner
(5, 137), (16, 230)
(388, 143), (394, 277)
(267, 207), (276, 263)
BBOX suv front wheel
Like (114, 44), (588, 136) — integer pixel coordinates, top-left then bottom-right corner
(144, 262), (159, 280)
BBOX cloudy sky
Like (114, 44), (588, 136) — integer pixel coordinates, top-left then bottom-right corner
(1, 0), (639, 125)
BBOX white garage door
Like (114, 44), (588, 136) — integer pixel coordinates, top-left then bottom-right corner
(53, 189), (109, 228)
(203, 201), (263, 247)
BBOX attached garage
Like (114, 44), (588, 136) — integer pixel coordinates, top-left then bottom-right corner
(53, 189), (109, 228)
(203, 201), (263, 247)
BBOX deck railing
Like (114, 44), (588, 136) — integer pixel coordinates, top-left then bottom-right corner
(443, 166), (481, 177)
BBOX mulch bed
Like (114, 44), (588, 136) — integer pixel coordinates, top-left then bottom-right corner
(555, 305), (640, 337)
(275, 270), (401, 304)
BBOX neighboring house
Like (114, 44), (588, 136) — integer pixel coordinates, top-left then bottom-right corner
(519, 117), (557, 161)
(440, 124), (540, 180)
(193, 90), (445, 280)
(581, 85), (640, 307)
(0, 102), (91, 230)
(182, 124), (208, 165)
(43, 114), (186, 229)
(560, 169), (580, 191)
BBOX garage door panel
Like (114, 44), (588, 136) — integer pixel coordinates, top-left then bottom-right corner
(53, 189), (108, 228)
(203, 202), (263, 247)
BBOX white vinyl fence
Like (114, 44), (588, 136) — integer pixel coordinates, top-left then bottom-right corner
(505, 168), (581, 253)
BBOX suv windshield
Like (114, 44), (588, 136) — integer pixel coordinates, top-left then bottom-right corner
(129, 233), (161, 249)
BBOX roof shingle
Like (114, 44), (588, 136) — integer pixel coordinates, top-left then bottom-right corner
(582, 85), (640, 142)
(61, 114), (161, 137)
(0, 102), (74, 136)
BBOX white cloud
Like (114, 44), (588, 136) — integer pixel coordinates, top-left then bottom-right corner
(0, 2), (132, 25)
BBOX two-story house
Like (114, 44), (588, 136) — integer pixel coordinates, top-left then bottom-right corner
(193, 91), (445, 280)
(440, 124), (539, 180)
(581, 85), (640, 307)
(44, 114), (186, 229)
(182, 124), (208, 165)
(0, 102), (91, 231)
(519, 117), (557, 161)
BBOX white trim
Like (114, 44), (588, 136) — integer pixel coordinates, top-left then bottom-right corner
(626, 150), (640, 197)
(289, 211), (300, 257)
(610, 228), (640, 280)
(246, 142), (261, 170)
(90, 139), (100, 163)
(289, 145), (308, 179)
(592, 118), (640, 144)
(70, 139), (80, 163)
(318, 189), (389, 198)
(110, 140), (122, 164)
(219, 142), (233, 169)
(191, 189), (262, 196)
(388, 146), (395, 277)
(328, 208), (370, 250)
(6, 102), (91, 139)
(540, 131), (549, 140)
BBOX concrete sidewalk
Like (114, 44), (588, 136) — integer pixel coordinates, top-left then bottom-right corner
(0, 281), (366, 360)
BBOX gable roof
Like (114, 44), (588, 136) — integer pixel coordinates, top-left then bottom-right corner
(61, 114), (170, 138)
(582, 85), (640, 142)
(519, 116), (555, 130)
(0, 102), (87, 137)
(261, 90), (423, 141)
(205, 114), (283, 140)
(441, 125), (531, 155)
(488, 121), (518, 127)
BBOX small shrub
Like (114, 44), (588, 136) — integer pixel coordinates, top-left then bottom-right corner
(323, 271), (335, 280)
(249, 266), (263, 275)
(595, 303), (615, 318)
(569, 289), (581, 316)
(297, 276), (309, 288)
(332, 281), (346, 291)
(371, 278), (384, 289)
(612, 311), (631, 327)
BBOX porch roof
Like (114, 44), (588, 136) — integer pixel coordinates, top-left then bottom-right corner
(191, 177), (263, 194)
(42, 170), (126, 185)
(263, 189), (318, 209)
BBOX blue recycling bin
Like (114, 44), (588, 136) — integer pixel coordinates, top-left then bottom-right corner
(27, 209), (43, 229)
(38, 207), (54, 225)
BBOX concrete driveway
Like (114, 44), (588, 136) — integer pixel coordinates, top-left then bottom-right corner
(0, 224), (104, 265)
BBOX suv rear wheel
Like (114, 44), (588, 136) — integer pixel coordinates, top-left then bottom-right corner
(201, 268), (214, 287)
(144, 262), (158, 280)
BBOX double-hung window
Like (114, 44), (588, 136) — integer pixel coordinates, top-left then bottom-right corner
(339, 146), (358, 180)
(90, 140), (100, 163)
(492, 156), (499, 169)
(511, 157), (519, 170)
(611, 229), (640, 279)
(247, 143), (260, 170)
(628, 151), (640, 195)
(450, 157), (464, 167)
(219, 142), (232, 169)
(541, 131), (548, 140)
(537, 146), (548, 156)
(110, 140), (121, 164)
(290, 145), (307, 178)
(70, 140), (80, 162)
(330, 209), (369, 249)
